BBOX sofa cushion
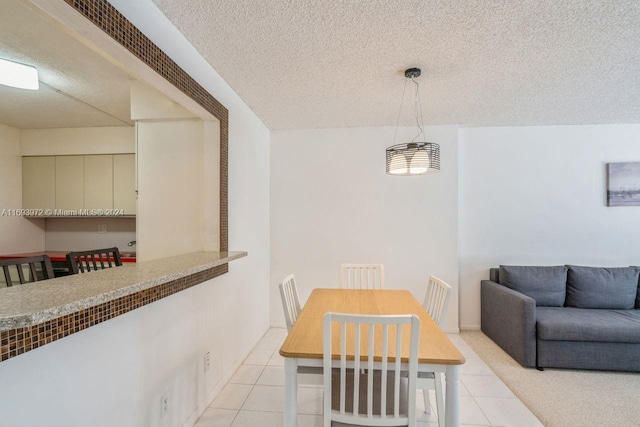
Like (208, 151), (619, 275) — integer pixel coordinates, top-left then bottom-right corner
(566, 266), (639, 309)
(498, 265), (567, 307)
(537, 307), (640, 343)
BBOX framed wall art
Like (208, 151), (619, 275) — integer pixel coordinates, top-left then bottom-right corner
(607, 162), (640, 207)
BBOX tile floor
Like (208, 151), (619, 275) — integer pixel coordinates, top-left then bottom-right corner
(195, 328), (543, 427)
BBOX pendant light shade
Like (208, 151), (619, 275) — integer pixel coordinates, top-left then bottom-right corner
(386, 67), (440, 176)
(388, 150), (408, 174)
(0, 58), (39, 90)
(386, 142), (440, 176)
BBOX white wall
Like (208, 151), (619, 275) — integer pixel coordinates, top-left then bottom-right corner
(137, 120), (205, 261)
(203, 121), (221, 252)
(270, 126), (460, 332)
(44, 217), (136, 251)
(133, 82), (220, 261)
(0, 123), (45, 255)
(459, 124), (640, 329)
(21, 126), (134, 155)
(0, 1), (270, 426)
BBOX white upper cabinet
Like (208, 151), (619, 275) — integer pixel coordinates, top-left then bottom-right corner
(113, 154), (136, 215)
(55, 156), (84, 211)
(22, 154), (135, 216)
(22, 156), (55, 211)
(84, 155), (113, 211)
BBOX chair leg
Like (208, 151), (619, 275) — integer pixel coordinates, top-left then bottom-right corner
(423, 387), (431, 414)
(435, 373), (445, 427)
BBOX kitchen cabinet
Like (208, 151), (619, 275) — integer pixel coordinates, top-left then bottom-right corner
(22, 154), (135, 215)
(84, 155), (113, 211)
(113, 154), (136, 215)
(22, 156), (55, 210)
(55, 156), (84, 210)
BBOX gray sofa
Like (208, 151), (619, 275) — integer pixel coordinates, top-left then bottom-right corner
(481, 265), (640, 372)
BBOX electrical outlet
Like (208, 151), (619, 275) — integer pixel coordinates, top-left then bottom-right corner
(97, 224), (108, 234)
(160, 391), (169, 418)
(204, 352), (211, 373)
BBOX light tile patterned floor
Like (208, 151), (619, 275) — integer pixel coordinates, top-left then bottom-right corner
(195, 328), (543, 427)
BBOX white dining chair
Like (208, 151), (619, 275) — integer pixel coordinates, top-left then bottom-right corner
(339, 264), (385, 289)
(279, 274), (301, 332)
(418, 275), (452, 425)
(423, 276), (452, 329)
(279, 274), (323, 383)
(323, 312), (420, 427)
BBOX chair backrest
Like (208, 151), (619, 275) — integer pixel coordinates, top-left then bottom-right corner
(0, 255), (55, 287)
(66, 247), (123, 274)
(323, 312), (419, 427)
(339, 264), (385, 289)
(422, 275), (452, 327)
(279, 274), (301, 332)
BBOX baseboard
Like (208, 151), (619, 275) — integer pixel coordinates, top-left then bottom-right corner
(460, 325), (481, 331)
(270, 321), (286, 329)
(443, 327), (460, 334)
(181, 407), (200, 427)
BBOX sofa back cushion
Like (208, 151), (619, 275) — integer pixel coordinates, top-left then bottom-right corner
(566, 266), (639, 309)
(499, 265), (567, 307)
(489, 268), (500, 282)
(632, 267), (640, 308)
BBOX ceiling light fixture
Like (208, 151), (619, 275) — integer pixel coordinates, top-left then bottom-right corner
(0, 58), (39, 90)
(386, 68), (439, 176)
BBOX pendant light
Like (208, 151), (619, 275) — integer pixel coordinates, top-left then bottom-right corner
(386, 68), (439, 176)
(0, 58), (39, 90)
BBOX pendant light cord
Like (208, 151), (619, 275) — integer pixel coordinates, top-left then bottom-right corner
(392, 78), (408, 146)
(392, 74), (427, 146)
(411, 76), (425, 143)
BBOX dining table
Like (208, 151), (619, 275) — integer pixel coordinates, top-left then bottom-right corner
(279, 288), (465, 426)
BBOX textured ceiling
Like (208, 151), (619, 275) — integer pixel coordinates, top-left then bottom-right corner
(152, 0), (640, 129)
(0, 0), (133, 129)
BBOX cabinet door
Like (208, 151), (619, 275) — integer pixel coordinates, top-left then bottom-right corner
(113, 154), (136, 215)
(84, 155), (113, 211)
(55, 156), (84, 211)
(22, 156), (55, 211)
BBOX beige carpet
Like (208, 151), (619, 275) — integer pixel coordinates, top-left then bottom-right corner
(460, 331), (640, 427)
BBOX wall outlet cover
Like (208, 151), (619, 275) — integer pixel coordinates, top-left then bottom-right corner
(161, 391), (169, 418)
(204, 352), (211, 373)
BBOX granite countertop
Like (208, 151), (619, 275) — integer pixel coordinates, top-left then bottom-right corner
(0, 251), (247, 330)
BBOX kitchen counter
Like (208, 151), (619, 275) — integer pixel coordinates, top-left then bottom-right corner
(0, 251), (246, 330)
(0, 250), (137, 263)
(0, 250), (247, 362)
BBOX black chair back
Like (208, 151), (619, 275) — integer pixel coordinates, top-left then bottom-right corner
(66, 247), (123, 274)
(1, 255), (55, 287)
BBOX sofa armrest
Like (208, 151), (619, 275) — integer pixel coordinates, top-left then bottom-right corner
(481, 280), (537, 367)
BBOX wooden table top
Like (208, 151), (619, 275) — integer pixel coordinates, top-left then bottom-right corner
(280, 288), (465, 365)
